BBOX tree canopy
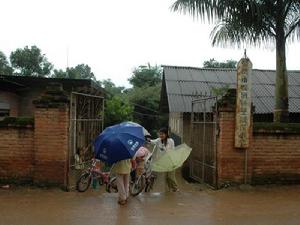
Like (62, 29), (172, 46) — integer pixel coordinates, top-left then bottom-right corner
(0, 51), (13, 75)
(10, 45), (53, 76)
(126, 64), (165, 135)
(104, 96), (133, 127)
(99, 79), (125, 98)
(52, 64), (96, 80)
(203, 58), (237, 68)
(172, 0), (300, 122)
(128, 64), (162, 88)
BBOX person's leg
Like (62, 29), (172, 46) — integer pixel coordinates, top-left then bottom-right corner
(166, 172), (171, 191)
(116, 174), (126, 203)
(166, 170), (178, 191)
(123, 174), (130, 200)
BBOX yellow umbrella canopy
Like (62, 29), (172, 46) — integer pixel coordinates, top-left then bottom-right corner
(152, 143), (192, 172)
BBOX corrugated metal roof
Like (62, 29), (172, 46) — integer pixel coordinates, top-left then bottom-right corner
(163, 65), (300, 114)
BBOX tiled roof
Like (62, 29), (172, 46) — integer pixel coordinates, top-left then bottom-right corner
(162, 65), (300, 114)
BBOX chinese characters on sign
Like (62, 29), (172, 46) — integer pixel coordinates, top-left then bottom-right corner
(235, 58), (252, 148)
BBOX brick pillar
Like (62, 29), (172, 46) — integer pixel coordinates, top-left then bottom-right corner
(33, 83), (69, 188)
(217, 89), (253, 188)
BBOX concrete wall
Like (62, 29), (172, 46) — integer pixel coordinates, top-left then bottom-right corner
(169, 112), (192, 146)
(169, 112), (183, 137)
(18, 88), (43, 117)
(0, 91), (19, 117)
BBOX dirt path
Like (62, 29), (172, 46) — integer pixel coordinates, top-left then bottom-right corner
(1, 181), (300, 225)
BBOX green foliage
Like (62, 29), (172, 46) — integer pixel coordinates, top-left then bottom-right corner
(126, 84), (162, 135)
(99, 79), (125, 98)
(211, 84), (230, 97)
(254, 122), (300, 134)
(52, 69), (67, 78)
(104, 96), (133, 127)
(10, 45), (53, 76)
(0, 117), (34, 127)
(203, 58), (237, 68)
(102, 64), (164, 134)
(128, 63), (162, 88)
(0, 51), (13, 75)
(52, 64), (96, 80)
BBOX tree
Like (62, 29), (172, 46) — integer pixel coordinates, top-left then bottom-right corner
(0, 51), (13, 75)
(67, 64), (95, 80)
(99, 79), (125, 98)
(52, 64), (96, 80)
(10, 45), (53, 76)
(52, 69), (67, 78)
(128, 63), (162, 88)
(172, 0), (300, 122)
(104, 96), (133, 127)
(203, 58), (237, 68)
(126, 64), (163, 134)
(126, 84), (161, 132)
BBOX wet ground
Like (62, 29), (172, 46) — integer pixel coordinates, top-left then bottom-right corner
(1, 177), (300, 225)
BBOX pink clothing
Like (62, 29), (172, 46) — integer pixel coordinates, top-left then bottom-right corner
(135, 146), (150, 158)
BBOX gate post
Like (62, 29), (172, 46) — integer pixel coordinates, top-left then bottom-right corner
(33, 83), (69, 189)
(217, 89), (253, 188)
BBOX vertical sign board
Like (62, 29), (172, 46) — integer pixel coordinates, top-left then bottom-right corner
(235, 58), (252, 148)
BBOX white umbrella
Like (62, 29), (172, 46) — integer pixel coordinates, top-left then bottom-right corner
(124, 121), (151, 136)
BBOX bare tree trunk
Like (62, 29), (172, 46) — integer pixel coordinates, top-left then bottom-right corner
(274, 29), (289, 122)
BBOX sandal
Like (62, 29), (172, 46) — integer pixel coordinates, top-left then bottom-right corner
(118, 200), (127, 205)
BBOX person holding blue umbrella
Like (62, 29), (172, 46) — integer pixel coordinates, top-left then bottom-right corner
(111, 159), (132, 205)
(94, 122), (146, 205)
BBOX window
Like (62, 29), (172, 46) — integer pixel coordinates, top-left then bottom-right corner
(0, 102), (10, 120)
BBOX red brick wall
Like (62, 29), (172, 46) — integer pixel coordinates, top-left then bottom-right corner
(251, 132), (300, 184)
(0, 127), (34, 181)
(0, 91), (19, 116)
(217, 107), (300, 186)
(217, 110), (247, 186)
(33, 107), (69, 187)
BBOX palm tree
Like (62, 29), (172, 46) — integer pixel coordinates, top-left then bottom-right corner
(172, 0), (300, 122)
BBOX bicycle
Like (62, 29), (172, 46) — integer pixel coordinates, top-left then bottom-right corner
(130, 151), (156, 196)
(76, 158), (117, 193)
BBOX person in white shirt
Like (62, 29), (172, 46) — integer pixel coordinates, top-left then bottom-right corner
(149, 127), (178, 192)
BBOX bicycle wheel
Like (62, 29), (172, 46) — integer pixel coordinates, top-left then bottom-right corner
(144, 175), (155, 192)
(98, 176), (104, 186)
(106, 177), (118, 193)
(77, 172), (92, 192)
(130, 175), (145, 196)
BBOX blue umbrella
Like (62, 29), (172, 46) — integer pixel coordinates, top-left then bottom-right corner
(94, 122), (145, 164)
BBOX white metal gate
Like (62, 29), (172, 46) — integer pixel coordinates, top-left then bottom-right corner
(67, 92), (104, 190)
(190, 97), (218, 188)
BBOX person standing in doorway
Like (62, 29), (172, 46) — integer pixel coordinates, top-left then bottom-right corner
(149, 127), (179, 192)
(112, 159), (131, 205)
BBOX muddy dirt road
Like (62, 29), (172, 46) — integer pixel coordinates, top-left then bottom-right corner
(1, 182), (300, 225)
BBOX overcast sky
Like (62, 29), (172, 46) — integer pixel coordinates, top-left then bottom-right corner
(1, 0), (300, 87)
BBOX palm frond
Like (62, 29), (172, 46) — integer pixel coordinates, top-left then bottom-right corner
(172, 0), (300, 47)
(284, 1), (300, 40)
(210, 19), (275, 48)
(171, 0), (218, 22)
